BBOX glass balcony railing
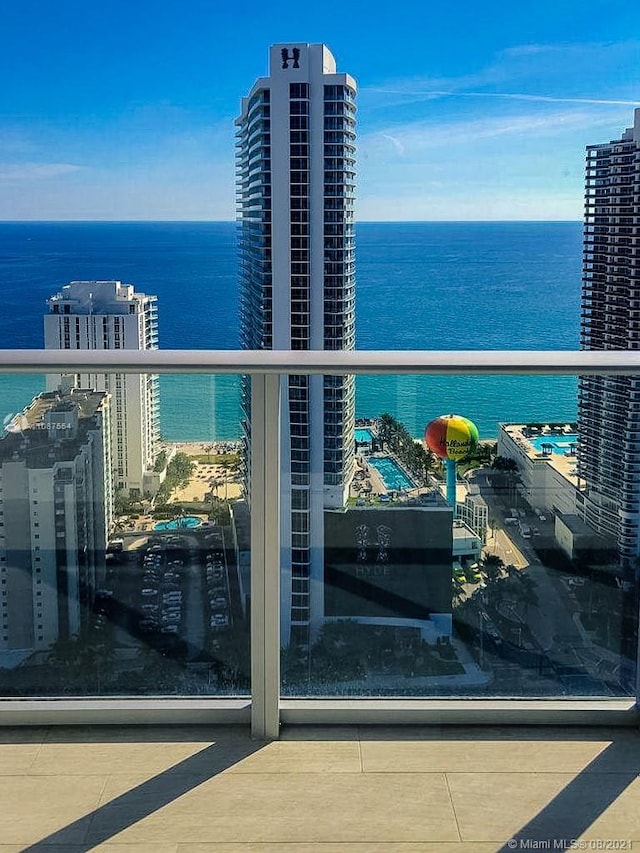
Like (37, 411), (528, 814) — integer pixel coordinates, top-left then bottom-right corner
(0, 368), (249, 701)
(0, 349), (638, 737)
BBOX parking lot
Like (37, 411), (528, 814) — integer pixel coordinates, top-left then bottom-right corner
(105, 527), (237, 660)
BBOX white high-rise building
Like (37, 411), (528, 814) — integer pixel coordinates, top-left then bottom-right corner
(236, 44), (356, 646)
(0, 388), (111, 667)
(577, 109), (640, 567)
(44, 280), (160, 495)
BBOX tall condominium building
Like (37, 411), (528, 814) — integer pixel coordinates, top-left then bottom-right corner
(0, 388), (111, 667)
(577, 108), (640, 567)
(44, 280), (160, 495)
(236, 44), (356, 645)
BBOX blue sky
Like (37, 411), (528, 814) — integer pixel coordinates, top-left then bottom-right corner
(1, 0), (638, 220)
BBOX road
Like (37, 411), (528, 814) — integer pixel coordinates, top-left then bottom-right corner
(465, 468), (619, 692)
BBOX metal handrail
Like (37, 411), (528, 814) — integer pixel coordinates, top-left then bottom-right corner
(0, 349), (638, 375)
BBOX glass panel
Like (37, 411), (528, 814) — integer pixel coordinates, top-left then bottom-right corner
(280, 373), (638, 699)
(0, 372), (249, 697)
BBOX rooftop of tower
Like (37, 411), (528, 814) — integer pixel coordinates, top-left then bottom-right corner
(47, 280), (156, 314)
(0, 388), (109, 468)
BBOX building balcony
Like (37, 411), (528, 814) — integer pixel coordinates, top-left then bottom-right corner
(0, 348), (639, 781)
(0, 718), (639, 847)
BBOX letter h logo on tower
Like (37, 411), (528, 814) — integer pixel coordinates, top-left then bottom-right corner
(281, 47), (300, 69)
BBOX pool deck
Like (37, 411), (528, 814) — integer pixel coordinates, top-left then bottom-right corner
(351, 452), (421, 503)
(367, 454), (415, 493)
(501, 423), (580, 487)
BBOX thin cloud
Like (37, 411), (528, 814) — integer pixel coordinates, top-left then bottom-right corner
(0, 162), (84, 181)
(362, 108), (627, 160)
(368, 90), (639, 107)
(363, 40), (640, 109)
(380, 133), (405, 155)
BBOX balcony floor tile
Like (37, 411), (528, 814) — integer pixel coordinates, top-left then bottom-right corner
(0, 725), (637, 850)
(86, 772), (459, 845)
(0, 774), (106, 845)
(361, 734), (631, 774)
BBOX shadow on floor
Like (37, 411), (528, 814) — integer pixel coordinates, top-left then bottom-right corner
(19, 729), (265, 852)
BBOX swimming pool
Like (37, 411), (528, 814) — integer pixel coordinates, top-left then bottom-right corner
(367, 455), (414, 491)
(527, 433), (578, 455)
(355, 428), (374, 443)
(154, 516), (203, 531)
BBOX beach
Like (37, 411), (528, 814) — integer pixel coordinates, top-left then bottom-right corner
(165, 441), (243, 503)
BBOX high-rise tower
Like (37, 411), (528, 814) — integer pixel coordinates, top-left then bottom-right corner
(578, 108), (640, 566)
(236, 44), (356, 645)
(0, 388), (111, 667)
(44, 280), (160, 495)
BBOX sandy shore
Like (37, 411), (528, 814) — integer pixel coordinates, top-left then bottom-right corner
(164, 441), (242, 503)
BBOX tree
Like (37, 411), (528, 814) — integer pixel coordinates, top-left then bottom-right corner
(462, 441), (493, 469)
(374, 413), (431, 485)
(482, 553), (505, 584)
(491, 456), (518, 473)
(114, 488), (134, 516)
(153, 450), (167, 472)
(452, 576), (466, 606)
(167, 453), (195, 486)
(377, 413), (397, 449)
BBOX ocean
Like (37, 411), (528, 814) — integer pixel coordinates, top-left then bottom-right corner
(0, 221), (582, 440)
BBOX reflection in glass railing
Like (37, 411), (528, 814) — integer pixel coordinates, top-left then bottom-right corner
(280, 377), (638, 699)
(0, 373), (249, 696)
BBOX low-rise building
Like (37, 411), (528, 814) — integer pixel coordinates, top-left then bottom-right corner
(497, 422), (579, 518)
(324, 501), (453, 641)
(452, 520), (482, 564)
(555, 512), (616, 562)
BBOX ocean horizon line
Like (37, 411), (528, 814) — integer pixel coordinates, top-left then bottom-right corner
(0, 220), (580, 441)
(0, 218), (583, 225)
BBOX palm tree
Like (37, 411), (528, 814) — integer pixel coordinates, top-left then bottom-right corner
(482, 553), (505, 584)
(377, 413), (397, 450)
(452, 577), (466, 606)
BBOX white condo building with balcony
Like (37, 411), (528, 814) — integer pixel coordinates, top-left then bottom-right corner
(578, 108), (640, 567)
(44, 280), (160, 496)
(236, 44), (356, 646)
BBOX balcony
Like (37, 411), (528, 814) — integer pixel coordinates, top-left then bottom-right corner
(0, 347), (639, 841)
(0, 349), (639, 746)
(0, 722), (638, 847)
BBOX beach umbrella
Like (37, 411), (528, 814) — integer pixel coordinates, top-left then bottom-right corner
(424, 414), (479, 508)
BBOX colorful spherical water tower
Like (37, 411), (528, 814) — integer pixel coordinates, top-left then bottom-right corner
(424, 414), (479, 509)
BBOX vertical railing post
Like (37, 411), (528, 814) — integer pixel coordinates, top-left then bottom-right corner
(635, 565), (640, 716)
(250, 372), (281, 739)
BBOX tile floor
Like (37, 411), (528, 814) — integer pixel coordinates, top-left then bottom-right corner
(0, 724), (638, 852)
